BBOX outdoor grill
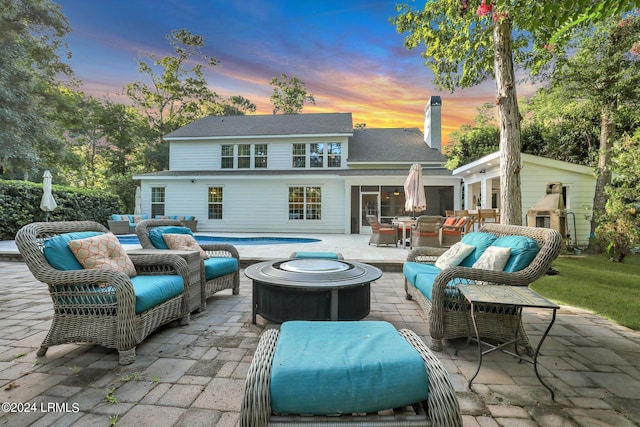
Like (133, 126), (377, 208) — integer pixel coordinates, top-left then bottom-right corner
(527, 182), (567, 239)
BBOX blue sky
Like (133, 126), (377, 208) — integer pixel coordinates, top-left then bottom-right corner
(55, 0), (510, 142)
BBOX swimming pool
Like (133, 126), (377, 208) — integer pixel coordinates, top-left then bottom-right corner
(117, 235), (321, 246)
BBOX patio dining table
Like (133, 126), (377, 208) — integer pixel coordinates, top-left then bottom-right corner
(392, 218), (416, 248)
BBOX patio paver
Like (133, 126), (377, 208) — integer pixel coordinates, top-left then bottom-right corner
(1, 240), (639, 426)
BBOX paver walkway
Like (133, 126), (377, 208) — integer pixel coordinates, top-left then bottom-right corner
(1, 260), (639, 426)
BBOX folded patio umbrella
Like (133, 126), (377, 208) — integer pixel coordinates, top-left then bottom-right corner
(404, 164), (426, 217)
(40, 170), (58, 222)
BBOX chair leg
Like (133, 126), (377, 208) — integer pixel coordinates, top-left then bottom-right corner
(429, 338), (444, 352)
(37, 346), (48, 357)
(118, 348), (136, 365)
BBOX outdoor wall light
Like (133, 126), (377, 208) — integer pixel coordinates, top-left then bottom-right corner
(393, 188), (400, 196)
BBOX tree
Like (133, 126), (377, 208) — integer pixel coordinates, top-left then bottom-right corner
(596, 130), (640, 261)
(0, 0), (72, 177)
(269, 74), (315, 114)
(546, 15), (640, 249)
(393, 0), (639, 225)
(125, 29), (223, 171)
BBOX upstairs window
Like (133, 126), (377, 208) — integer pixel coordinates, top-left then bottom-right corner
(255, 144), (268, 168)
(327, 143), (341, 167)
(221, 145), (234, 169)
(292, 144), (306, 168)
(310, 143), (324, 168)
(238, 144), (251, 168)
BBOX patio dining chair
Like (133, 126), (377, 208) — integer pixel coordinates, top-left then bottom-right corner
(411, 215), (443, 248)
(15, 221), (191, 365)
(366, 215), (397, 247)
(135, 219), (240, 309)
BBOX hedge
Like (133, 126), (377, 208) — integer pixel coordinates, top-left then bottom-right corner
(0, 180), (124, 241)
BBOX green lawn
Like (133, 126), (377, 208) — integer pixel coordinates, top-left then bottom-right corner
(531, 253), (640, 330)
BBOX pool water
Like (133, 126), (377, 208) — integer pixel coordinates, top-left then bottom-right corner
(117, 235), (320, 246)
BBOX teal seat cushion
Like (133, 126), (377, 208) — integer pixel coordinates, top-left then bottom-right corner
(403, 261), (441, 285)
(43, 231), (105, 270)
(491, 236), (540, 272)
(270, 321), (429, 415)
(130, 274), (184, 314)
(414, 271), (443, 301)
(459, 232), (498, 267)
(203, 257), (238, 280)
(292, 251), (340, 259)
(148, 226), (194, 249)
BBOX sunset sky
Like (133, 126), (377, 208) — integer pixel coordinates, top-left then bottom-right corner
(55, 0), (534, 143)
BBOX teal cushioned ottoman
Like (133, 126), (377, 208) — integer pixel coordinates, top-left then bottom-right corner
(290, 251), (343, 259)
(270, 321), (429, 415)
(130, 275), (184, 314)
(203, 257), (238, 280)
(148, 226), (194, 249)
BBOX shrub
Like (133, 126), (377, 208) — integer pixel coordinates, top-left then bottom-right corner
(0, 180), (124, 240)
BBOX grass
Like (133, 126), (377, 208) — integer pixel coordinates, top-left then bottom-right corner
(531, 253), (640, 330)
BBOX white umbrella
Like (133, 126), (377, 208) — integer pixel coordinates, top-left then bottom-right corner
(40, 170), (58, 222)
(134, 186), (142, 215)
(404, 164), (426, 217)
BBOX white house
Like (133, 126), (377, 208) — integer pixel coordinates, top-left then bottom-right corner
(452, 151), (597, 247)
(134, 104), (462, 234)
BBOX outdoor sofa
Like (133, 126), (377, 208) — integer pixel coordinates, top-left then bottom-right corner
(108, 214), (149, 234)
(15, 221), (191, 365)
(403, 223), (562, 351)
(154, 215), (198, 232)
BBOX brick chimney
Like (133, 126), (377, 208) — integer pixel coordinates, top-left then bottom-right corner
(424, 96), (442, 151)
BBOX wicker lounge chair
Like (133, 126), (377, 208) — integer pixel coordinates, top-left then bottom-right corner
(411, 215), (443, 248)
(241, 323), (462, 427)
(366, 215), (397, 247)
(15, 221), (191, 365)
(440, 216), (469, 247)
(135, 220), (240, 307)
(404, 224), (562, 351)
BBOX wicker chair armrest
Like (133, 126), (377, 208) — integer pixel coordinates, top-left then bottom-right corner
(129, 253), (189, 278)
(241, 328), (279, 427)
(399, 329), (462, 427)
(407, 246), (449, 262)
(199, 243), (240, 260)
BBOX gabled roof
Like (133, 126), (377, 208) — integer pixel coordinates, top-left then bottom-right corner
(165, 113), (354, 139)
(348, 128), (446, 164)
(452, 151), (594, 176)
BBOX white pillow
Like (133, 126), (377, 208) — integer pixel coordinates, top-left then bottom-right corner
(435, 242), (475, 270)
(472, 246), (512, 271)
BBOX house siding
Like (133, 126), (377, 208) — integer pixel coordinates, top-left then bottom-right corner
(169, 136), (349, 171)
(141, 177), (346, 233)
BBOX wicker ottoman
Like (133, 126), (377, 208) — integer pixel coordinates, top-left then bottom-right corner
(241, 321), (461, 427)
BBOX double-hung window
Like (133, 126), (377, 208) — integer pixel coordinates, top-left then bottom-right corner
(221, 145), (234, 169)
(208, 187), (223, 219)
(292, 142), (341, 168)
(151, 187), (165, 217)
(237, 144), (251, 168)
(255, 144), (268, 168)
(288, 186), (321, 220)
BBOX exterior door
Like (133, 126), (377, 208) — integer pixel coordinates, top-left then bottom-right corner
(360, 192), (379, 234)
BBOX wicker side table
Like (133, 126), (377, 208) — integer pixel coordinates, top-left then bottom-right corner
(128, 249), (203, 312)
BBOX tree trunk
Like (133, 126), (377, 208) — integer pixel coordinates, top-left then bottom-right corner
(589, 105), (615, 250)
(493, 19), (522, 225)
